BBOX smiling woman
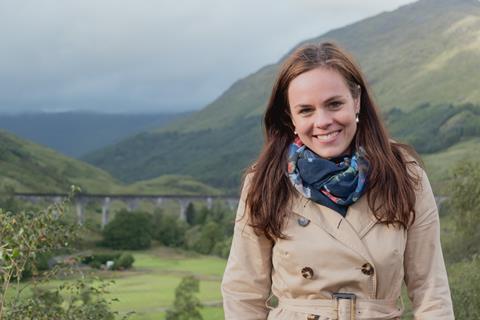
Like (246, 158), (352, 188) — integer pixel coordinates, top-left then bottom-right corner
(221, 42), (454, 319)
(288, 67), (360, 159)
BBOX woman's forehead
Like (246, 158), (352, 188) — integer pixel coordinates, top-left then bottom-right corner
(288, 68), (351, 103)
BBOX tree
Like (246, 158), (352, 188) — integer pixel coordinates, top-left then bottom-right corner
(185, 203), (196, 225)
(211, 236), (232, 259)
(165, 276), (203, 320)
(152, 211), (187, 247)
(101, 209), (152, 250)
(193, 207), (209, 225)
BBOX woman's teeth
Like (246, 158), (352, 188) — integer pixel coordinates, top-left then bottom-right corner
(315, 130), (340, 141)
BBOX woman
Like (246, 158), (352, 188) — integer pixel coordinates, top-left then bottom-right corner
(221, 42), (454, 319)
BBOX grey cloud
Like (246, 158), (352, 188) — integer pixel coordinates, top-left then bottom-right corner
(0, 0), (415, 113)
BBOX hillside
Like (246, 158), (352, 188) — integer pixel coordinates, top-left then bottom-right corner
(86, 115), (262, 188)
(84, 0), (480, 193)
(0, 130), (221, 195)
(0, 129), (120, 193)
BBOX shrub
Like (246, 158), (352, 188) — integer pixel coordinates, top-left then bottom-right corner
(152, 212), (187, 247)
(184, 221), (223, 254)
(184, 226), (202, 251)
(0, 186), (130, 319)
(448, 255), (480, 320)
(443, 161), (480, 263)
(113, 253), (135, 270)
(101, 210), (152, 250)
(81, 253), (121, 269)
(211, 237), (232, 259)
(165, 276), (203, 320)
(440, 160), (480, 318)
(9, 280), (123, 320)
(81, 252), (134, 270)
(20, 252), (52, 279)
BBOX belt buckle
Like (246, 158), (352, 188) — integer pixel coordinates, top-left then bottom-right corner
(332, 292), (356, 320)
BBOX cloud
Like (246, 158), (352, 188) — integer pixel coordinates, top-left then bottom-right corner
(0, 0), (415, 113)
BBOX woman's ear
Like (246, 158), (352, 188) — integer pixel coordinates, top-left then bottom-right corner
(288, 110), (296, 127)
(354, 87), (361, 113)
(355, 99), (360, 114)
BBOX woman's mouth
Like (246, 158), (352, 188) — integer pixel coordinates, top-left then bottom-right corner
(314, 130), (341, 142)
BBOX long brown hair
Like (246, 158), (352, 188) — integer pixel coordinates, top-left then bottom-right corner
(245, 42), (421, 240)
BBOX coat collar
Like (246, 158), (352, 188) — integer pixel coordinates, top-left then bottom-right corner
(290, 193), (378, 264)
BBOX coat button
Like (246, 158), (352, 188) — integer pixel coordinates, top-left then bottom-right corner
(301, 267), (314, 279)
(307, 314), (319, 320)
(297, 216), (310, 227)
(361, 262), (374, 276)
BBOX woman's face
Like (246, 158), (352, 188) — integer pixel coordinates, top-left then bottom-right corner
(288, 67), (360, 159)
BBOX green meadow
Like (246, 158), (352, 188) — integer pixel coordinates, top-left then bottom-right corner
(24, 246), (227, 320)
(109, 248), (226, 320)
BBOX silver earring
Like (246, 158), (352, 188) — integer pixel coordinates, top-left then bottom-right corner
(294, 131), (298, 135)
(355, 113), (359, 123)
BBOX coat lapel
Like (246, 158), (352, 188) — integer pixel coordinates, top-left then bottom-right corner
(344, 195), (378, 239)
(290, 194), (378, 265)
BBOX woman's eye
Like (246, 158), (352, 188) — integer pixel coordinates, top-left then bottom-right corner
(329, 101), (343, 109)
(298, 108), (313, 114)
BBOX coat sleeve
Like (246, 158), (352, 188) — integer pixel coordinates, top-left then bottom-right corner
(403, 167), (454, 319)
(221, 173), (273, 320)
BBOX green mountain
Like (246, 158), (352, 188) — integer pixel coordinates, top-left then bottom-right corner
(0, 130), (221, 195)
(84, 0), (480, 193)
(0, 129), (119, 193)
(85, 116), (262, 189)
(385, 103), (480, 153)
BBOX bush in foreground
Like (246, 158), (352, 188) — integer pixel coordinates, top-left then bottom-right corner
(0, 187), (129, 319)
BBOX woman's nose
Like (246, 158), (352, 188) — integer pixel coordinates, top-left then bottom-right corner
(313, 109), (333, 129)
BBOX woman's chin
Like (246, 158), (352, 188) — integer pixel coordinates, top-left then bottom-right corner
(310, 143), (349, 159)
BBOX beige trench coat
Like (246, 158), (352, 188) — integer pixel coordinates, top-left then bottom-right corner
(221, 167), (454, 319)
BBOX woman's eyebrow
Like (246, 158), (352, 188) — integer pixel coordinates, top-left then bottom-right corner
(292, 95), (344, 109)
(293, 103), (313, 109)
(322, 95), (343, 104)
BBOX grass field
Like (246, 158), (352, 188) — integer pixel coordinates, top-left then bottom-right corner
(7, 246), (227, 319)
(83, 247), (228, 320)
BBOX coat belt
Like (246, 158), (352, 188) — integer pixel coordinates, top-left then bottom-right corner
(276, 297), (404, 320)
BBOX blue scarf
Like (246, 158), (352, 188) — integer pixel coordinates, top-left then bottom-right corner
(287, 137), (369, 216)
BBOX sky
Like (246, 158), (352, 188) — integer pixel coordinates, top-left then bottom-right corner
(0, 0), (417, 114)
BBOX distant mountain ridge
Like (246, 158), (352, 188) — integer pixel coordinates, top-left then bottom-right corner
(84, 0), (480, 193)
(0, 111), (188, 157)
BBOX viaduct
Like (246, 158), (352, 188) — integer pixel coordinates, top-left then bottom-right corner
(13, 193), (239, 229)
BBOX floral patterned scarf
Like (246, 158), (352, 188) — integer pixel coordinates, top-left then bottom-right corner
(287, 137), (369, 216)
